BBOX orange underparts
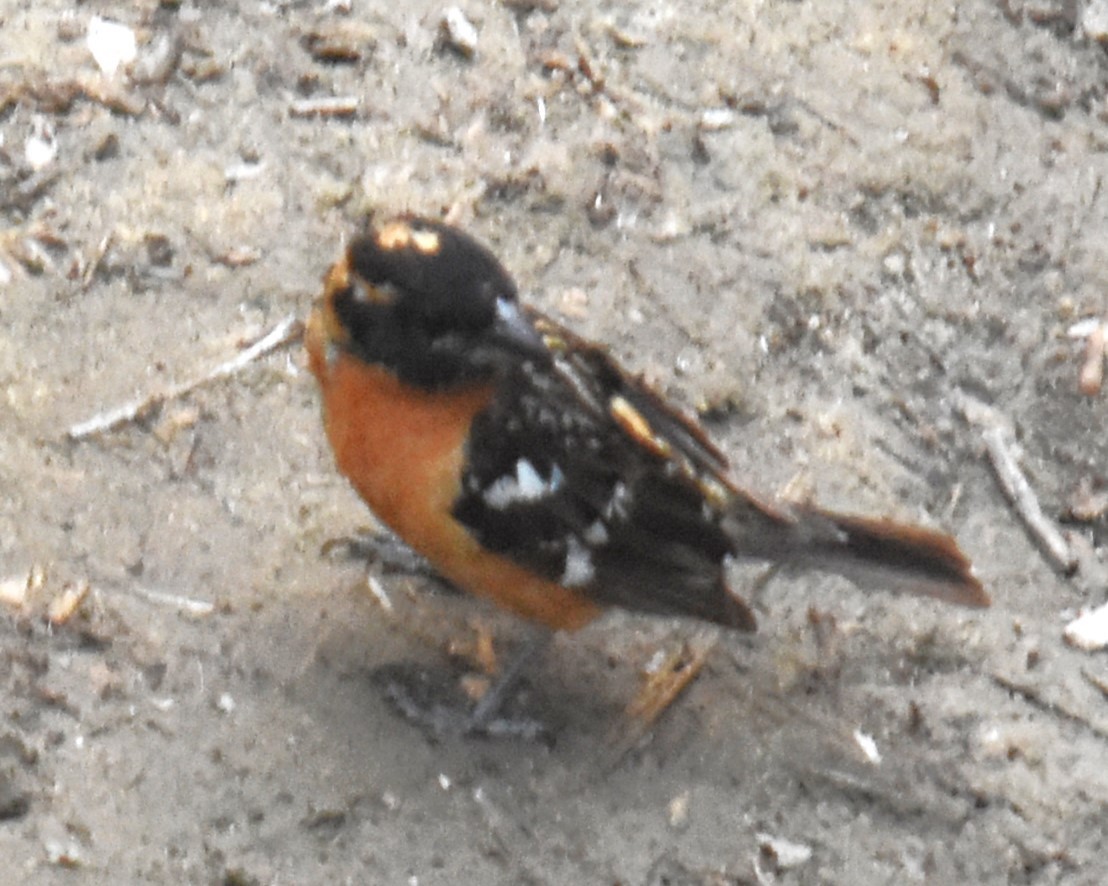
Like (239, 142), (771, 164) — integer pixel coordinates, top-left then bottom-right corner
(307, 310), (602, 631)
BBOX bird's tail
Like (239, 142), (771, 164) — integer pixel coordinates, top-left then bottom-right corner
(722, 496), (989, 609)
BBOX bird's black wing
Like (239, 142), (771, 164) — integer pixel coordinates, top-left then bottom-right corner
(452, 309), (759, 630)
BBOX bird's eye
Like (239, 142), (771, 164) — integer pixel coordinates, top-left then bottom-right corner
(349, 276), (398, 306)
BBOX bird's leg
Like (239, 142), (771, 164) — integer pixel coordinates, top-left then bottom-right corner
(373, 624), (554, 741)
(321, 528), (451, 586)
(466, 626), (552, 733)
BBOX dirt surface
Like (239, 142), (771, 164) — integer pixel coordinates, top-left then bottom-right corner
(2, 1), (1107, 883)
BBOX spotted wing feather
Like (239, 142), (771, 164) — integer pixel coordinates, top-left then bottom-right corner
(452, 310), (758, 630)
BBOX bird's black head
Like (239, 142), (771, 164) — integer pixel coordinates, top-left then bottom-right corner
(324, 217), (545, 389)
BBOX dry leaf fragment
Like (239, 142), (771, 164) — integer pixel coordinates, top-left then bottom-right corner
(48, 582), (90, 626)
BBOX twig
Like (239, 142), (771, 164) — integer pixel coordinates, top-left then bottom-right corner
(67, 313), (302, 440)
(989, 671), (1108, 742)
(81, 232), (115, 289)
(981, 426), (1076, 574)
(1082, 669), (1108, 700)
(47, 582), (91, 625)
(289, 96), (359, 118)
(131, 586), (216, 616)
(365, 574), (394, 613)
(956, 393), (1076, 575)
(608, 631), (717, 763)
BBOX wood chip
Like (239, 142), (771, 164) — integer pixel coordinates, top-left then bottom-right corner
(757, 833), (813, 870)
(1067, 477), (1108, 522)
(0, 574), (30, 609)
(439, 7), (479, 59)
(212, 245), (262, 267)
(86, 16), (137, 78)
(47, 582), (90, 626)
(301, 22), (377, 63)
(852, 728), (882, 765)
(1064, 601), (1108, 651)
(132, 587), (216, 617)
(289, 96), (359, 118)
(365, 575), (393, 613)
(1078, 321), (1105, 396)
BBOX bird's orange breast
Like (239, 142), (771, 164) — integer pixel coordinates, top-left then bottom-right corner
(306, 305), (602, 631)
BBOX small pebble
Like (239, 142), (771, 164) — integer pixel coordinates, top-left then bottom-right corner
(440, 7), (478, 58)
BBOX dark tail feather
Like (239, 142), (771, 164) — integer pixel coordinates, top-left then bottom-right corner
(724, 500), (989, 609)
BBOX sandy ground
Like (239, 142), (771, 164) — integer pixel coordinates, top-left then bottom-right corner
(2, 1), (1107, 883)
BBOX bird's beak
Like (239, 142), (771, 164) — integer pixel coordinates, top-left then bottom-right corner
(493, 298), (548, 357)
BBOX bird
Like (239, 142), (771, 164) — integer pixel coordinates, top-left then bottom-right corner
(304, 215), (988, 644)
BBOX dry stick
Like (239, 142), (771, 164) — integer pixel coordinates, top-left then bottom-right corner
(130, 586), (216, 617)
(288, 96), (358, 118)
(66, 313), (303, 440)
(956, 392), (1077, 575)
(607, 631), (718, 765)
(980, 425), (1077, 574)
(1078, 322), (1105, 396)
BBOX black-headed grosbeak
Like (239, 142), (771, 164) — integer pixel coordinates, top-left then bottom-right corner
(305, 217), (988, 636)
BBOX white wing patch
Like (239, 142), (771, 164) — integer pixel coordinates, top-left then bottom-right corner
(482, 458), (565, 509)
(583, 519), (609, 546)
(561, 535), (595, 587)
(603, 481), (633, 521)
